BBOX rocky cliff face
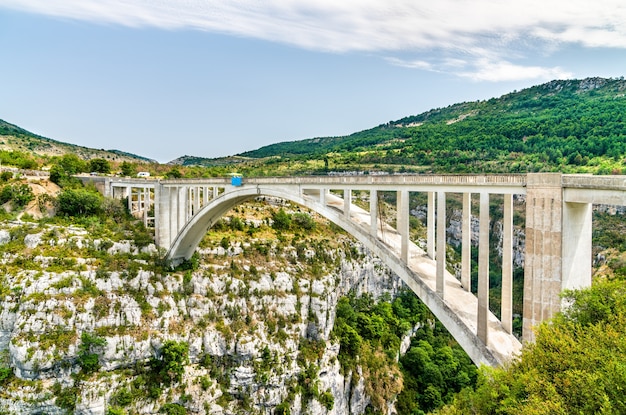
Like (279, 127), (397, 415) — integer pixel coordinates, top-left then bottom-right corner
(0, 209), (406, 415)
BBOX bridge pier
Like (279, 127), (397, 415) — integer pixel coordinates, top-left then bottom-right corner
(523, 173), (564, 342)
(436, 191), (446, 297)
(478, 192), (490, 344)
(502, 194), (513, 334)
(427, 192), (436, 259)
(398, 190), (410, 263)
(370, 189), (378, 237)
(461, 193), (472, 292)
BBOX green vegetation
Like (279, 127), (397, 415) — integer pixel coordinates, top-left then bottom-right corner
(78, 332), (107, 374)
(0, 183), (34, 208)
(115, 77), (618, 178)
(56, 188), (104, 216)
(88, 158), (111, 174)
(120, 161), (136, 176)
(151, 340), (189, 385)
(0, 150), (38, 170)
(438, 278), (626, 415)
(160, 403), (187, 415)
(0, 351), (12, 386)
(332, 291), (477, 414)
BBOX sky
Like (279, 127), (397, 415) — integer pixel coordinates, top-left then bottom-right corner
(1, 1), (626, 163)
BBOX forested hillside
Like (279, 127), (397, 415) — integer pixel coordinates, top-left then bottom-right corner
(232, 77), (626, 175)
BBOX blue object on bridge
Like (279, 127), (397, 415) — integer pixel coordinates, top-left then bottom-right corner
(230, 174), (243, 186)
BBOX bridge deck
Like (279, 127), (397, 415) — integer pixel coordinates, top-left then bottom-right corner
(323, 193), (522, 365)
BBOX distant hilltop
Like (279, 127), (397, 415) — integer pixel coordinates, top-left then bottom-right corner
(0, 119), (156, 163)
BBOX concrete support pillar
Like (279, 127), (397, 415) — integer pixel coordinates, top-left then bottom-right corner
(343, 189), (351, 218)
(370, 189), (378, 237)
(427, 192), (435, 259)
(178, 187), (187, 233)
(562, 202), (593, 291)
(155, 183), (170, 249)
(523, 173), (562, 343)
(104, 178), (112, 198)
(170, 187), (179, 239)
(141, 188), (148, 226)
(185, 188), (191, 220)
(436, 191), (446, 297)
(398, 190), (409, 263)
(126, 186), (132, 212)
(461, 192), (472, 292)
(194, 187), (201, 216)
(502, 194), (513, 334)
(320, 188), (326, 207)
(213, 187), (219, 199)
(144, 187), (150, 211)
(478, 192), (490, 344)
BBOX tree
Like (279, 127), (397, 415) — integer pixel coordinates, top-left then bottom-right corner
(120, 161), (135, 177)
(50, 154), (87, 187)
(439, 279), (626, 414)
(56, 188), (103, 216)
(58, 154), (87, 175)
(152, 340), (189, 385)
(0, 184), (34, 208)
(165, 168), (182, 179)
(88, 158), (111, 174)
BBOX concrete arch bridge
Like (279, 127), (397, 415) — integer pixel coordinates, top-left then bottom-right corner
(86, 173), (626, 367)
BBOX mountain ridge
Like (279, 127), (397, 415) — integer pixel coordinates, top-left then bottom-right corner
(0, 119), (156, 163)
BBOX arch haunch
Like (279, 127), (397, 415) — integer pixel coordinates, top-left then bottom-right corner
(165, 185), (519, 367)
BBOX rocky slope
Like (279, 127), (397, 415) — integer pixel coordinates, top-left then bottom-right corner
(0, 201), (408, 415)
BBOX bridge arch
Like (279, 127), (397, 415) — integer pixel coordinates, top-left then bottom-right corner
(166, 185), (518, 367)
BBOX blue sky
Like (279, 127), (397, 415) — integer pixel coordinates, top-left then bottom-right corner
(1, 1), (626, 163)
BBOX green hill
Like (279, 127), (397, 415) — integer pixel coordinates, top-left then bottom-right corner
(231, 77), (626, 175)
(0, 119), (155, 163)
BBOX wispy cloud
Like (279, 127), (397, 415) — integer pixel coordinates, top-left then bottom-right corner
(1, 0), (624, 81)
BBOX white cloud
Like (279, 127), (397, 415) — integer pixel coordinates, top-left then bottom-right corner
(458, 59), (573, 82)
(385, 57), (434, 71)
(1, 0), (624, 80)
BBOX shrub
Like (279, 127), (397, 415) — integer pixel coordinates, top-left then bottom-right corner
(275, 402), (291, 415)
(318, 390), (334, 410)
(0, 171), (13, 182)
(0, 367), (12, 385)
(272, 209), (291, 231)
(0, 183), (34, 208)
(160, 403), (187, 415)
(52, 383), (78, 411)
(152, 340), (189, 385)
(57, 188), (103, 216)
(78, 332), (107, 373)
(111, 388), (133, 407)
(293, 213), (316, 230)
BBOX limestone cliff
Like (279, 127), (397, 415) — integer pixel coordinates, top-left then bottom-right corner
(0, 204), (407, 415)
